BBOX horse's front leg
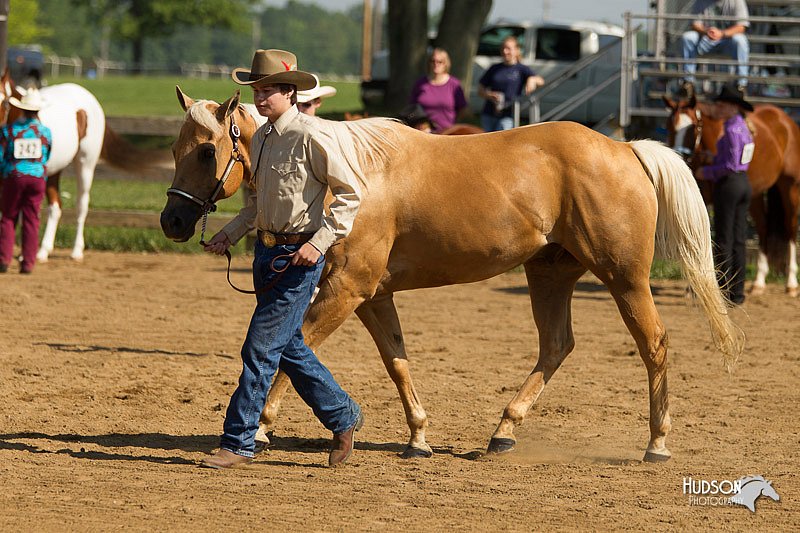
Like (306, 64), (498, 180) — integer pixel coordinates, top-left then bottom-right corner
(37, 172), (62, 262)
(749, 200), (768, 296)
(355, 293), (432, 458)
(256, 257), (381, 451)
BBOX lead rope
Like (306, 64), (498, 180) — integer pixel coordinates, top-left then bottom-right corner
(202, 121), (289, 296)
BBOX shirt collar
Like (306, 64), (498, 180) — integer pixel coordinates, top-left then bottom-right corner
(270, 105), (300, 135)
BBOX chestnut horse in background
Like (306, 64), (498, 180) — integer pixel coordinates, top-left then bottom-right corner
(663, 95), (800, 296)
(162, 88), (742, 463)
(0, 70), (168, 261)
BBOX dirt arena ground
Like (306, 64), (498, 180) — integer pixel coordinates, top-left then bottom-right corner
(1, 250), (797, 531)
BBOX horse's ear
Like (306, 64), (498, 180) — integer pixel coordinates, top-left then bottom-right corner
(688, 94), (697, 109)
(216, 90), (241, 122)
(662, 96), (677, 111)
(176, 85), (194, 111)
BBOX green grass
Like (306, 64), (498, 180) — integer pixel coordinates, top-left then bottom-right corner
(57, 176), (244, 214)
(49, 75), (364, 117)
(51, 225), (249, 255)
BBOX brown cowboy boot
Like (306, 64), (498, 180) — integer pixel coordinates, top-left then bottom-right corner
(328, 412), (365, 467)
(200, 449), (253, 469)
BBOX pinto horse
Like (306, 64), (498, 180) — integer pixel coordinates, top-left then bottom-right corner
(663, 95), (800, 297)
(162, 88), (743, 462)
(1, 70), (163, 261)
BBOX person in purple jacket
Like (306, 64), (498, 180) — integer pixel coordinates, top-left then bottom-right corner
(695, 84), (754, 304)
(478, 36), (545, 132)
(408, 48), (468, 133)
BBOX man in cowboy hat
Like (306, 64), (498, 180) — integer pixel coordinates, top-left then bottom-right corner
(202, 49), (363, 469)
(0, 88), (52, 274)
(694, 84), (754, 304)
(297, 74), (337, 116)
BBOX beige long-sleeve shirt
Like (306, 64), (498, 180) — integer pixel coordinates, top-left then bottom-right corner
(221, 105), (361, 254)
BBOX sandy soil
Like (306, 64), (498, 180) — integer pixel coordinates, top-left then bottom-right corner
(0, 250), (797, 531)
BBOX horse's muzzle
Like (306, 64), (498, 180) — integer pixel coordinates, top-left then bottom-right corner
(160, 201), (200, 242)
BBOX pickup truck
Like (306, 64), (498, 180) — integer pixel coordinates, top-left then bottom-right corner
(362, 20), (626, 125)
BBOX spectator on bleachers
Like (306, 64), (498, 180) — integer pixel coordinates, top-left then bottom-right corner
(679, 0), (750, 97)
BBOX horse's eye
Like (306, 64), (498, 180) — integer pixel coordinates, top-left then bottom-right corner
(202, 147), (215, 160)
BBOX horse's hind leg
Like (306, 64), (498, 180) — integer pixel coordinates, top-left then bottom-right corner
(70, 157), (98, 261)
(602, 273), (672, 462)
(37, 171), (62, 262)
(488, 247), (586, 454)
(355, 294), (432, 458)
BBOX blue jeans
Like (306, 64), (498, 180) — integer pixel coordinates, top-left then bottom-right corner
(220, 240), (361, 458)
(480, 113), (514, 132)
(680, 31), (749, 87)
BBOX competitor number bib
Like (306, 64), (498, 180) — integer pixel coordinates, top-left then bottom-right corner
(740, 142), (754, 165)
(14, 138), (43, 160)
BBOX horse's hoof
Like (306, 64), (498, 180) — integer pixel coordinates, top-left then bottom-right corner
(486, 437), (516, 454)
(254, 440), (269, 455)
(400, 446), (432, 459)
(643, 450), (671, 463)
(786, 287), (798, 298)
(70, 254), (84, 262)
(749, 285), (766, 297)
(36, 254), (49, 263)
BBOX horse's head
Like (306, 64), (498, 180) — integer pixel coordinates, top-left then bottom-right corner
(662, 94), (702, 161)
(761, 480), (780, 502)
(161, 86), (257, 242)
(0, 68), (22, 125)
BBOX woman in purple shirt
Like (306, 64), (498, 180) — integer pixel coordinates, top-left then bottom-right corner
(409, 48), (468, 133)
(695, 84), (754, 304)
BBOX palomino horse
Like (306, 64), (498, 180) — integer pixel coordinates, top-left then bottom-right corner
(1, 70), (161, 261)
(663, 96), (800, 297)
(162, 88), (743, 462)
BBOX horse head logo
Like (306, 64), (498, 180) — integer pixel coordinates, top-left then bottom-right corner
(731, 476), (780, 513)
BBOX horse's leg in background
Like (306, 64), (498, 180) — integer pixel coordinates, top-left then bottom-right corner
(749, 198), (769, 296)
(777, 177), (799, 296)
(355, 294), (431, 458)
(36, 171), (62, 262)
(70, 156), (98, 261)
(488, 247), (586, 454)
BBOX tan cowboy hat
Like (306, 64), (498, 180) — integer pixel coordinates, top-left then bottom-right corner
(297, 74), (337, 103)
(232, 49), (316, 91)
(8, 87), (47, 111)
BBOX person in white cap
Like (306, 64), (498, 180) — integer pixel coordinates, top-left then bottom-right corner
(0, 88), (52, 274)
(297, 74), (337, 116)
(201, 49), (363, 470)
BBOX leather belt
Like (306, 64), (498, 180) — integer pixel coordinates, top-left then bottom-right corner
(257, 230), (314, 248)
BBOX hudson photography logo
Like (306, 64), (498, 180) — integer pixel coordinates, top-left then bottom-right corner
(683, 475), (781, 512)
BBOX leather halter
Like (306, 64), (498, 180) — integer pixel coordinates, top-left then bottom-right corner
(166, 112), (292, 296)
(675, 107), (703, 160)
(167, 115), (244, 224)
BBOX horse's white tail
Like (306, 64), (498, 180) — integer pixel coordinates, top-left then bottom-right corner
(630, 139), (744, 370)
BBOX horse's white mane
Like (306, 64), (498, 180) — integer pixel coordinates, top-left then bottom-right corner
(315, 116), (399, 179)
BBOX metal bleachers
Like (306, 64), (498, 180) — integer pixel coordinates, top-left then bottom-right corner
(620, 1), (800, 130)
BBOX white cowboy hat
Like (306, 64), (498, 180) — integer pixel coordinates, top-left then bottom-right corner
(8, 87), (47, 111)
(297, 74), (337, 103)
(231, 49), (317, 91)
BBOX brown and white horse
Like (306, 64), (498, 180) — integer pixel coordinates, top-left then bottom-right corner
(663, 96), (800, 296)
(162, 88), (743, 462)
(1, 70), (165, 261)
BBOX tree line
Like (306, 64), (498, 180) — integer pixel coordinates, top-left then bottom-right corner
(13, 0), (364, 75)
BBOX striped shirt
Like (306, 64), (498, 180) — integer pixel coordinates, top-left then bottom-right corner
(0, 117), (52, 180)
